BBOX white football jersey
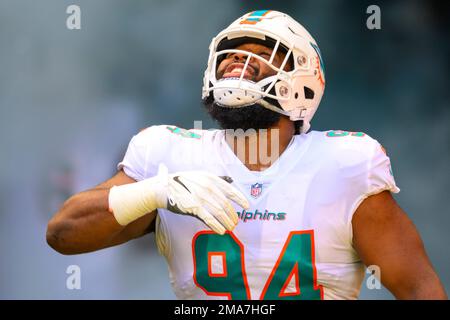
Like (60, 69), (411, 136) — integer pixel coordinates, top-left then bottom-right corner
(118, 125), (399, 300)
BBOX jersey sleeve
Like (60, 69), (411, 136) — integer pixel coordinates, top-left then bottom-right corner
(117, 125), (171, 181)
(345, 137), (400, 243)
(367, 142), (400, 196)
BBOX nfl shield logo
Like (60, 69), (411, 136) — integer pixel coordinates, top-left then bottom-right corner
(250, 183), (263, 198)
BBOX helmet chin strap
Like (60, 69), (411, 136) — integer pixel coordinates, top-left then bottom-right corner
(215, 98), (290, 117)
(257, 99), (290, 116)
(215, 98), (289, 116)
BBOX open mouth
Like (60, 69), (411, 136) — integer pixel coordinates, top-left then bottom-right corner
(222, 63), (257, 80)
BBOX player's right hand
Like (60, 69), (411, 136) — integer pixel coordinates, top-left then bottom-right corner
(109, 164), (250, 235)
(156, 169), (250, 235)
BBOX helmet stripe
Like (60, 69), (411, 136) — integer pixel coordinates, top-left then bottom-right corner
(240, 10), (272, 25)
(310, 42), (325, 76)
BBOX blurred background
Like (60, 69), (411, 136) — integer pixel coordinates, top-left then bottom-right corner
(0, 0), (448, 299)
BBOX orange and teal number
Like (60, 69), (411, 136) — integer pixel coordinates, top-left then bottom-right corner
(193, 232), (250, 299)
(192, 231), (323, 300)
(260, 231), (322, 299)
(326, 130), (365, 137)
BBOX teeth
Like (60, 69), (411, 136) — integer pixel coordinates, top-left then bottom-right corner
(231, 68), (243, 73)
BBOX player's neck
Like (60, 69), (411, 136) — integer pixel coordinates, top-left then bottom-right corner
(224, 117), (295, 172)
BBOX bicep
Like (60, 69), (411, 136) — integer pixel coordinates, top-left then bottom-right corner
(352, 191), (443, 299)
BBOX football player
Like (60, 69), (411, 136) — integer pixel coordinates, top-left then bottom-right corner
(47, 10), (446, 299)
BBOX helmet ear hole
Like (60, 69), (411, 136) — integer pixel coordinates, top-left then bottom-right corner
(304, 86), (314, 99)
(294, 120), (303, 135)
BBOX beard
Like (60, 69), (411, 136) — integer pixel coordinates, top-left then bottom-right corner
(203, 97), (281, 131)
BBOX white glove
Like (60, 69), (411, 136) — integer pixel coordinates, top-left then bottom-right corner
(109, 165), (249, 234)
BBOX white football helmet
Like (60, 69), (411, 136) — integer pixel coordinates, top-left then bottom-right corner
(202, 10), (325, 133)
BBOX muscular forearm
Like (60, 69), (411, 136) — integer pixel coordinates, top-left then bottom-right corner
(46, 188), (124, 255)
(401, 288), (448, 300)
(389, 271), (448, 300)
